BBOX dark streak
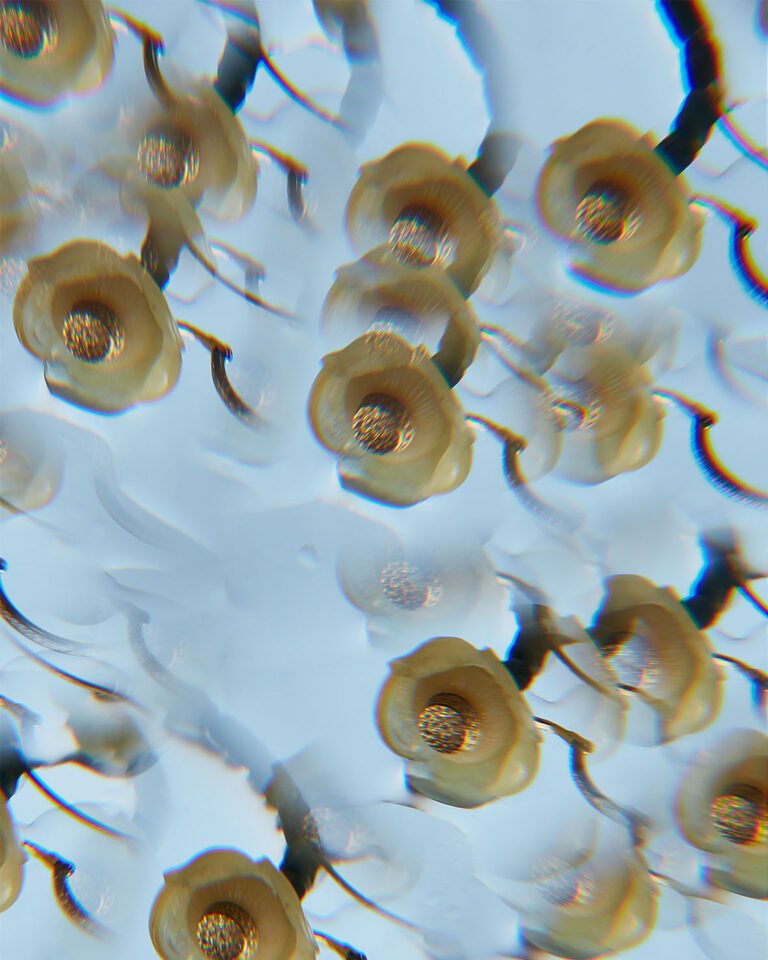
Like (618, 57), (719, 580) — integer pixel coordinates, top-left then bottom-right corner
(24, 841), (106, 937)
(0, 558), (86, 654)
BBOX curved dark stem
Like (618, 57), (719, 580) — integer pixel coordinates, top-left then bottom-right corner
(682, 531), (749, 628)
(713, 653), (767, 719)
(250, 142), (309, 222)
(655, 0), (723, 173)
(314, 931), (367, 960)
(0, 558), (86, 654)
(213, 15), (263, 113)
(108, 9), (174, 106)
(0, 729), (29, 800)
(24, 769), (134, 841)
(503, 604), (555, 690)
(265, 765), (323, 900)
(261, 48), (346, 129)
(738, 581), (768, 618)
(23, 841), (106, 937)
(534, 717), (649, 848)
(693, 196), (768, 309)
(655, 389), (768, 507)
(177, 321), (264, 427)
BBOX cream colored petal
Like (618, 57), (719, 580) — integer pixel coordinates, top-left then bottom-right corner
(0, 800), (25, 913)
(0, 411), (62, 513)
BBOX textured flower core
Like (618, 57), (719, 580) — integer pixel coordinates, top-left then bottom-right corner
(533, 859), (596, 907)
(418, 693), (480, 754)
(602, 630), (660, 687)
(380, 560), (442, 610)
(710, 785), (767, 846)
(576, 181), (641, 244)
(388, 205), (455, 267)
(62, 300), (125, 363)
(137, 125), (200, 189)
(352, 392), (414, 454)
(0, 1), (57, 57)
(196, 902), (258, 960)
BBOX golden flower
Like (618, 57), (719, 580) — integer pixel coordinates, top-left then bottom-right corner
(0, 410), (61, 514)
(551, 343), (664, 484)
(0, 0), (114, 106)
(103, 80), (258, 221)
(590, 575), (722, 743)
(13, 240), (183, 414)
(322, 250), (481, 386)
(535, 120), (703, 293)
(0, 794), (25, 913)
(523, 846), (656, 959)
(308, 331), (474, 506)
(375, 636), (540, 807)
(345, 143), (504, 295)
(149, 850), (318, 960)
(676, 729), (767, 900)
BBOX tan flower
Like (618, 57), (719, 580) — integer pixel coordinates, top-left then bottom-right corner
(149, 850), (318, 960)
(523, 846), (656, 959)
(0, 154), (33, 254)
(103, 80), (258, 220)
(676, 729), (767, 900)
(0, 410), (61, 514)
(0, 794), (25, 913)
(551, 343), (664, 484)
(13, 240), (183, 413)
(375, 636), (540, 807)
(308, 331), (474, 506)
(0, 0), (114, 106)
(536, 120), (703, 292)
(322, 250), (481, 385)
(345, 143), (504, 295)
(590, 575), (722, 743)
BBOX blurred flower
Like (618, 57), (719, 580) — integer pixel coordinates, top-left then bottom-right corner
(13, 240), (183, 413)
(376, 636), (540, 807)
(322, 249), (480, 386)
(535, 120), (703, 292)
(0, 794), (24, 912)
(149, 850), (318, 960)
(0, 410), (61, 514)
(345, 143), (504, 295)
(522, 842), (656, 959)
(676, 729), (767, 899)
(63, 697), (155, 777)
(0, 0), (114, 105)
(308, 331), (473, 506)
(102, 80), (258, 221)
(549, 343), (664, 484)
(0, 154), (33, 255)
(590, 575), (722, 743)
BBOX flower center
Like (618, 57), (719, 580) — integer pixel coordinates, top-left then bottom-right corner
(380, 560), (442, 610)
(576, 181), (641, 244)
(602, 629), (660, 688)
(0, 1), (57, 57)
(62, 301), (125, 363)
(370, 306), (420, 340)
(533, 858), (595, 907)
(352, 392), (414, 454)
(710, 784), (767, 845)
(552, 300), (613, 347)
(137, 124), (200, 189)
(388, 205), (455, 267)
(418, 693), (480, 754)
(196, 902), (258, 960)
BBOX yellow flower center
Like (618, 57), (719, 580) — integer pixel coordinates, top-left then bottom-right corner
(533, 858), (595, 907)
(388, 205), (455, 267)
(418, 693), (480, 754)
(352, 392), (414, 454)
(196, 902), (258, 960)
(710, 784), (767, 845)
(602, 630), (660, 688)
(137, 124), (200, 189)
(62, 301), (125, 364)
(0, 1), (57, 57)
(576, 181), (641, 244)
(380, 560), (442, 610)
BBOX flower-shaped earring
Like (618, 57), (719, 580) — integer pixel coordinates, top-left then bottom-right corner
(0, 794), (25, 913)
(345, 143), (504, 295)
(308, 331), (474, 506)
(536, 120), (703, 293)
(590, 575), (722, 743)
(149, 850), (318, 960)
(675, 729), (767, 900)
(13, 240), (183, 413)
(0, 0), (114, 105)
(376, 636), (540, 807)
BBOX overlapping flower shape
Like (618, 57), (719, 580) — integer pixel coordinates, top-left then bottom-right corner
(0, 0), (114, 105)
(345, 143), (504, 295)
(536, 120), (703, 292)
(0, 794), (24, 913)
(308, 330), (474, 506)
(676, 729), (767, 899)
(150, 850), (318, 960)
(590, 575), (722, 743)
(13, 240), (183, 413)
(376, 636), (541, 807)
